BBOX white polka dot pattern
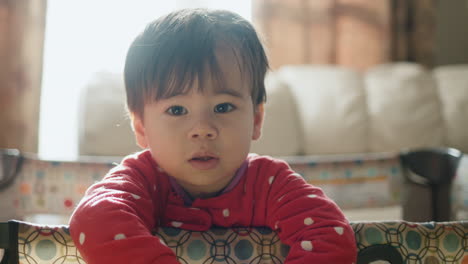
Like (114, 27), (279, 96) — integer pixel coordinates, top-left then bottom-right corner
(304, 217), (314, 226)
(223, 208), (230, 217)
(307, 194), (317, 198)
(79, 232), (86, 245)
(334, 226), (344, 235)
(172, 221), (183, 227)
(268, 176), (275, 185)
(301, 240), (313, 251)
(114, 233), (126, 240)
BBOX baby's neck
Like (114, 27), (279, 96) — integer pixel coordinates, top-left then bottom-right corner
(169, 159), (249, 205)
(187, 188), (226, 200)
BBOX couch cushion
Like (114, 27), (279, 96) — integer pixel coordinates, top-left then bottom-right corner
(365, 63), (444, 152)
(433, 65), (468, 153)
(250, 73), (303, 156)
(80, 72), (303, 158)
(277, 65), (368, 155)
(78, 72), (139, 156)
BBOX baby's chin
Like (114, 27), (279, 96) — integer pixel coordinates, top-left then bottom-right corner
(175, 171), (237, 196)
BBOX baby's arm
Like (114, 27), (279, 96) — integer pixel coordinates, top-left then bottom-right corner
(69, 166), (179, 264)
(265, 162), (357, 263)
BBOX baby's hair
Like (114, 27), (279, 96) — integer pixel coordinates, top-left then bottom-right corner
(124, 8), (269, 118)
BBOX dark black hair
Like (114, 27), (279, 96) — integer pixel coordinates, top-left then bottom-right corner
(124, 8), (269, 118)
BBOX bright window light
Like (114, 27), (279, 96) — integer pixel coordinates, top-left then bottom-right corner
(39, 0), (251, 160)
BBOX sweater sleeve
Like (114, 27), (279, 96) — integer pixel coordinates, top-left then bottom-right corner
(69, 159), (179, 264)
(264, 160), (357, 264)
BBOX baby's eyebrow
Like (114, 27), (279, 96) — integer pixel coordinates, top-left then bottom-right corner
(215, 88), (244, 98)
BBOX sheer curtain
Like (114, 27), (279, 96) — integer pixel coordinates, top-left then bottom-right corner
(39, 0), (251, 160)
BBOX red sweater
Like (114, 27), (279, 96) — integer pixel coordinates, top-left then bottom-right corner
(69, 150), (356, 263)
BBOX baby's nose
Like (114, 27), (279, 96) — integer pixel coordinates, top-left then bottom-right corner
(189, 122), (218, 140)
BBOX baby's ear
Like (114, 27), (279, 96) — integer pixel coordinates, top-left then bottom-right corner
(130, 113), (149, 149)
(252, 103), (265, 140)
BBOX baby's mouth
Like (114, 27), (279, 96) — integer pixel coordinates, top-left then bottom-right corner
(191, 156), (215, 161)
(189, 155), (219, 170)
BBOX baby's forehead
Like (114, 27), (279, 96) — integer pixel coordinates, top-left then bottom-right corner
(155, 47), (252, 99)
(163, 72), (251, 99)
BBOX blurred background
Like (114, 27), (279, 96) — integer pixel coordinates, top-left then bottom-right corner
(1, 0), (468, 224)
(1, 0), (468, 158)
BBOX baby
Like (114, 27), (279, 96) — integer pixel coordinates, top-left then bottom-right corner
(69, 8), (357, 264)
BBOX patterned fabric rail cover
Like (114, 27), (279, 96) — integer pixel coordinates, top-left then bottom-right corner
(10, 220), (468, 264)
(1, 150), (406, 221)
(0, 151), (115, 221)
(284, 153), (404, 209)
(1, 150), (467, 221)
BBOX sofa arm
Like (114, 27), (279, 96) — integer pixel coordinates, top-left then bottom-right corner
(1, 220), (467, 264)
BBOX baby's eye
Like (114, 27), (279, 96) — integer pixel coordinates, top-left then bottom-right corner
(166, 105), (187, 116)
(214, 103), (235, 113)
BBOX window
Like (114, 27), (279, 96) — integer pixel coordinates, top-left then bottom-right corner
(39, 0), (251, 160)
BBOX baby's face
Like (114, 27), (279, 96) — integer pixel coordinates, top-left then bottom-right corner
(132, 49), (264, 199)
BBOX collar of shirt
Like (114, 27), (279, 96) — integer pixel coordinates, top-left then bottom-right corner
(168, 158), (249, 206)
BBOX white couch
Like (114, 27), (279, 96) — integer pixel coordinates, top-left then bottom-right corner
(76, 62), (468, 221)
(253, 63), (468, 156)
(80, 62), (468, 157)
